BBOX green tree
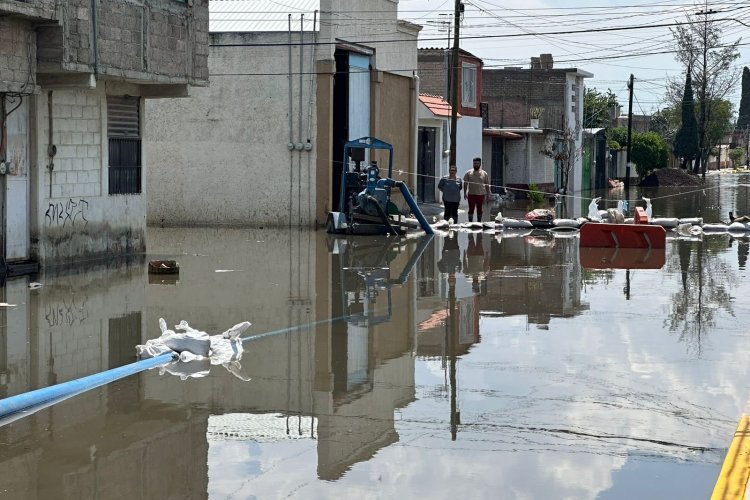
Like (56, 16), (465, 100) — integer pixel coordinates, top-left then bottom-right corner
(705, 99), (734, 155)
(583, 88), (619, 128)
(671, 3), (741, 176)
(650, 107), (680, 150)
(608, 127), (628, 150)
(631, 132), (669, 178)
(674, 71), (700, 169)
(728, 148), (744, 167)
(738, 66), (750, 129)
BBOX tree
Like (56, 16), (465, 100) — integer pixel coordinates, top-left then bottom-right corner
(674, 71), (700, 169)
(631, 132), (669, 178)
(583, 88), (619, 128)
(539, 127), (580, 194)
(607, 127), (628, 149)
(728, 148), (744, 168)
(671, 2), (741, 176)
(738, 66), (750, 130)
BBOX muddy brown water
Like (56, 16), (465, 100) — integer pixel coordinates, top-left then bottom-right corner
(2, 173), (750, 499)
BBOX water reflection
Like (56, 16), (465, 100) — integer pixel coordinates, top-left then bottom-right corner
(2, 173), (750, 497)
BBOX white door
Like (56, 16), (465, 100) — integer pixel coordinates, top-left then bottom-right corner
(348, 54), (370, 141)
(4, 97), (29, 261)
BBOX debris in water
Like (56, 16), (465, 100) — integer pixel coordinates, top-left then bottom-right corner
(0, 303), (16, 308)
(136, 318), (252, 381)
(29, 282), (43, 290)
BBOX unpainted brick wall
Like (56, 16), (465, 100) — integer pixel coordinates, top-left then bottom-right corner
(47, 90), (103, 199)
(483, 69), (568, 128)
(0, 18), (36, 92)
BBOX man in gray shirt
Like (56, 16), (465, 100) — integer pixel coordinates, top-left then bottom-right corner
(438, 165), (462, 223)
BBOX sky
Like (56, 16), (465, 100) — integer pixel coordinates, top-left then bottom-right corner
(396, 0), (750, 118)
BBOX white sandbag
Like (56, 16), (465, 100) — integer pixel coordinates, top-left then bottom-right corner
(643, 197), (653, 219)
(675, 223), (703, 236)
(729, 222), (750, 232)
(552, 218), (581, 228)
(607, 209), (625, 224)
(678, 217), (703, 226)
(588, 197), (602, 221)
(500, 218), (534, 228)
(624, 218), (635, 224)
(701, 223), (729, 233)
(163, 330), (211, 357)
(650, 218), (679, 228)
(137, 318), (252, 381)
(598, 210), (609, 220)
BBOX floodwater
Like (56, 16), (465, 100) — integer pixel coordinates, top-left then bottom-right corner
(2, 173), (750, 499)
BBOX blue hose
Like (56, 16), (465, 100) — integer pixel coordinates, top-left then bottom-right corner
(0, 236), (431, 423)
(0, 353), (175, 421)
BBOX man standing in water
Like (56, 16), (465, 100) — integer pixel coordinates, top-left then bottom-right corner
(438, 165), (462, 223)
(463, 157), (490, 222)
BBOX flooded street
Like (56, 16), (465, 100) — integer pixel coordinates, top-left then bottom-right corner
(3, 174), (750, 499)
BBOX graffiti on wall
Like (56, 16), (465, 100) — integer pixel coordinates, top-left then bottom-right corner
(45, 199), (89, 228)
(45, 296), (89, 327)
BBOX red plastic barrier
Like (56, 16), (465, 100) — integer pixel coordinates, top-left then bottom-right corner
(580, 223), (666, 249)
(634, 207), (649, 224)
(580, 247), (666, 269)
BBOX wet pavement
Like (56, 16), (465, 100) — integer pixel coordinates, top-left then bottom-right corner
(2, 173), (750, 498)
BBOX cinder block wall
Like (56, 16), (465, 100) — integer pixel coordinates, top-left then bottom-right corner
(483, 69), (567, 129)
(0, 17), (36, 93)
(33, 88), (146, 263)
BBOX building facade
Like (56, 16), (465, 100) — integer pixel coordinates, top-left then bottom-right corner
(145, 0), (421, 227)
(417, 48), (483, 203)
(0, 0), (208, 270)
(481, 54), (592, 212)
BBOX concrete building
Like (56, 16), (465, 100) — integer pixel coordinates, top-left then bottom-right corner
(416, 93), (452, 203)
(417, 48), (484, 201)
(0, 0), (208, 271)
(145, 0), (422, 227)
(481, 54), (592, 213)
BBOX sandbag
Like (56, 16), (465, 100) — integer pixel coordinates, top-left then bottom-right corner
(728, 222), (750, 232)
(678, 217), (703, 226)
(701, 224), (729, 233)
(500, 218), (534, 228)
(650, 218), (679, 228)
(552, 218), (581, 228)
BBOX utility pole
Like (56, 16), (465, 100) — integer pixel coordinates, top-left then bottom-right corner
(449, 0), (462, 167)
(625, 74), (634, 191)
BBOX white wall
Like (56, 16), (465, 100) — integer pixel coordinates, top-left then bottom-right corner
(145, 32), (316, 226)
(32, 86), (146, 263)
(320, 0), (419, 75)
(456, 115), (483, 175)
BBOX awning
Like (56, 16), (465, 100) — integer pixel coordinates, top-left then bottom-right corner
(482, 129), (524, 139)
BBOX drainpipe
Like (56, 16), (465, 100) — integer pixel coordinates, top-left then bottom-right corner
(47, 91), (56, 199)
(1, 95), (6, 270)
(296, 14), (305, 227)
(304, 11), (317, 226)
(287, 15), (294, 227)
(91, 0), (99, 75)
(297, 14), (304, 153)
(287, 15), (293, 151)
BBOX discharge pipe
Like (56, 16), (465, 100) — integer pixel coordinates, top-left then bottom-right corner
(378, 179), (434, 234)
(0, 232), (434, 424)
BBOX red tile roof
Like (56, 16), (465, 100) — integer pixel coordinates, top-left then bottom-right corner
(419, 93), (460, 118)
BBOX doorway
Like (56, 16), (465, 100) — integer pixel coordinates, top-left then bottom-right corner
(417, 127), (436, 203)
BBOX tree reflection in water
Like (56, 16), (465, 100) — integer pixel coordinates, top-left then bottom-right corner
(666, 236), (737, 356)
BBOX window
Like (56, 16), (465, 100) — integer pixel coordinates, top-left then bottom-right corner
(462, 62), (477, 108)
(107, 96), (141, 195)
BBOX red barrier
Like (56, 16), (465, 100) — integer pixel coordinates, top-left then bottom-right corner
(580, 223), (666, 249)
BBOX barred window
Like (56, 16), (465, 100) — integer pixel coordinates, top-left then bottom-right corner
(107, 96), (141, 195)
